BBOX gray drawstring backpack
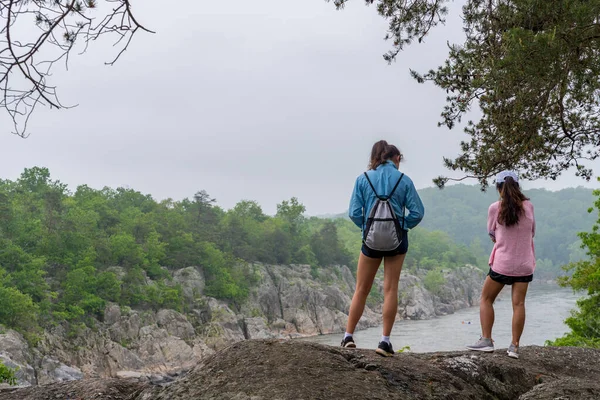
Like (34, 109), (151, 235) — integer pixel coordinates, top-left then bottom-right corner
(362, 172), (405, 251)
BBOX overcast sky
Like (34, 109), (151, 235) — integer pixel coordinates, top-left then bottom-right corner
(0, 0), (598, 215)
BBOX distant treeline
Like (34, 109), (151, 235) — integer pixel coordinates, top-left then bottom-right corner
(332, 184), (594, 279)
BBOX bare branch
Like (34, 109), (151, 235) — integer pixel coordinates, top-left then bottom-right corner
(0, 0), (154, 137)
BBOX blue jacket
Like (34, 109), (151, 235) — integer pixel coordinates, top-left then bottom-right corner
(349, 161), (425, 231)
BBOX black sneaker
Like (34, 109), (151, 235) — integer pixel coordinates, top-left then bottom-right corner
(375, 341), (394, 357)
(341, 336), (356, 348)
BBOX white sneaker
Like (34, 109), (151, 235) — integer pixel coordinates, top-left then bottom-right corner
(466, 337), (494, 352)
(507, 343), (519, 359)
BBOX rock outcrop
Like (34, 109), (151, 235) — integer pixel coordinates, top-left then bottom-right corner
(0, 378), (147, 400)
(400, 266), (485, 319)
(1, 340), (599, 400)
(0, 330), (83, 387)
(242, 264), (381, 337)
(0, 263), (484, 386)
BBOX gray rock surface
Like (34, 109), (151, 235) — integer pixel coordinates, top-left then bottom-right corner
(0, 330), (35, 387)
(241, 317), (272, 339)
(138, 341), (600, 400)
(397, 267), (485, 320)
(156, 310), (195, 340)
(247, 264), (381, 335)
(36, 358), (83, 385)
(398, 273), (437, 319)
(0, 263), (484, 387)
(172, 267), (205, 302)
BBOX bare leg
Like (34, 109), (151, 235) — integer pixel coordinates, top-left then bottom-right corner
(511, 282), (529, 346)
(382, 254), (406, 336)
(480, 276), (505, 339)
(345, 253), (381, 334)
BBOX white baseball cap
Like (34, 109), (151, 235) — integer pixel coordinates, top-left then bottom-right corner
(496, 170), (519, 183)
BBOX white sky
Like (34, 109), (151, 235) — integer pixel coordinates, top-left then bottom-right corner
(1, 0), (598, 215)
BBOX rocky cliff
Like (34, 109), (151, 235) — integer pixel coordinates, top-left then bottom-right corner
(0, 263), (484, 386)
(1, 340), (598, 400)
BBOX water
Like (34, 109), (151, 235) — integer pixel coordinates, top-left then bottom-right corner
(301, 284), (581, 352)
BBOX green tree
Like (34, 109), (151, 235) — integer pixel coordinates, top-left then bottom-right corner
(142, 231), (169, 280)
(276, 198), (307, 261)
(328, 0), (449, 62)
(120, 266), (149, 307)
(276, 197), (306, 235)
(231, 200), (267, 222)
(59, 266), (120, 320)
(331, 0), (600, 185)
(109, 233), (144, 267)
(0, 362), (16, 385)
(199, 242), (248, 303)
(310, 221), (351, 267)
(163, 232), (200, 268)
(219, 201), (267, 262)
(548, 181), (600, 348)
(187, 190), (222, 242)
(414, 0), (600, 187)
(294, 245), (318, 266)
(0, 285), (39, 331)
(423, 269), (446, 295)
(0, 240), (50, 302)
(145, 281), (184, 312)
(260, 220), (293, 265)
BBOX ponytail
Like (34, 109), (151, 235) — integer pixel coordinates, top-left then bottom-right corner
(497, 177), (529, 226)
(368, 140), (403, 170)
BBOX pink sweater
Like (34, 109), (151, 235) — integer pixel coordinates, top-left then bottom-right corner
(487, 200), (536, 277)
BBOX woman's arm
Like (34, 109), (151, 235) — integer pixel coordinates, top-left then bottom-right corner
(531, 203), (536, 238)
(404, 179), (424, 229)
(348, 177), (364, 228)
(488, 203), (497, 243)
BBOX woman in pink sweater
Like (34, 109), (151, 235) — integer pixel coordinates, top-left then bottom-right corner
(466, 171), (535, 359)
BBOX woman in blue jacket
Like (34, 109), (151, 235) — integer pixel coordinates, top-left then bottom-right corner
(341, 140), (425, 356)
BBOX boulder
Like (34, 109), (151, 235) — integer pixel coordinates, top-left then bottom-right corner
(36, 357), (83, 385)
(243, 318), (275, 339)
(136, 325), (196, 372)
(108, 312), (142, 344)
(398, 274), (436, 320)
(172, 267), (205, 301)
(0, 330), (35, 386)
(104, 303), (122, 325)
(435, 303), (455, 316)
(156, 310), (195, 340)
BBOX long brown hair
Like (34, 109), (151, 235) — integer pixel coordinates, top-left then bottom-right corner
(368, 140), (403, 170)
(497, 177), (529, 226)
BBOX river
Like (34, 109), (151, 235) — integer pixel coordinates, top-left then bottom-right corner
(301, 283), (581, 352)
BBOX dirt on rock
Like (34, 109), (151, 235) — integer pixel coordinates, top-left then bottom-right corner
(0, 378), (147, 400)
(1, 340), (599, 400)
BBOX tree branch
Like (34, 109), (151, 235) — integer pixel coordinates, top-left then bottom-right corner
(0, 0), (154, 137)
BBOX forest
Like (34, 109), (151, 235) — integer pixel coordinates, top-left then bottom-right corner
(0, 167), (486, 338)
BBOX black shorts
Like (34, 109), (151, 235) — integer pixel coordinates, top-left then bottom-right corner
(488, 268), (533, 285)
(361, 229), (408, 259)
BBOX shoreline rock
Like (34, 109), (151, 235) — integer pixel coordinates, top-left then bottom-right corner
(0, 263), (486, 386)
(1, 340), (598, 400)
